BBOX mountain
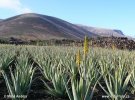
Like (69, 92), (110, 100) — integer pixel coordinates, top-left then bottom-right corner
(0, 13), (125, 41)
(77, 25), (125, 37)
(0, 19), (3, 21)
(0, 13), (96, 40)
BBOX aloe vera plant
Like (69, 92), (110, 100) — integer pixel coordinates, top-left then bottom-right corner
(98, 55), (131, 100)
(63, 54), (100, 100)
(37, 52), (68, 97)
(0, 42), (135, 100)
(2, 52), (35, 100)
(0, 50), (15, 72)
(63, 36), (101, 100)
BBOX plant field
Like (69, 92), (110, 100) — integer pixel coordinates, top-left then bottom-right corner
(0, 43), (135, 100)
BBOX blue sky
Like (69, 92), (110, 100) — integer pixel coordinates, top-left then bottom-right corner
(0, 0), (135, 37)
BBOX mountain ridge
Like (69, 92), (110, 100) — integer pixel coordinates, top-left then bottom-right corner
(76, 24), (125, 37)
(0, 13), (97, 40)
(0, 13), (125, 41)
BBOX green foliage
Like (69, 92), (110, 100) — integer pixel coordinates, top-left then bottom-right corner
(0, 45), (135, 100)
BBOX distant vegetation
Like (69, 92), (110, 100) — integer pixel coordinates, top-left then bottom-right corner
(0, 36), (135, 50)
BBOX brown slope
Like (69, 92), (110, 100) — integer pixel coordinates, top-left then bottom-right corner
(77, 24), (125, 37)
(0, 13), (97, 40)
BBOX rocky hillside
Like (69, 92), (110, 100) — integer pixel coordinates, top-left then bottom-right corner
(0, 13), (96, 40)
(77, 24), (125, 37)
(0, 13), (125, 41)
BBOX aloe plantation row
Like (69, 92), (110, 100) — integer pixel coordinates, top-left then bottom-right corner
(0, 44), (135, 100)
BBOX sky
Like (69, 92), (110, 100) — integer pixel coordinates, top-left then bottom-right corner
(0, 0), (135, 37)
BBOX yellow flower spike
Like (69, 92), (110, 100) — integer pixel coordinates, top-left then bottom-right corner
(112, 44), (116, 50)
(83, 36), (89, 57)
(76, 50), (81, 67)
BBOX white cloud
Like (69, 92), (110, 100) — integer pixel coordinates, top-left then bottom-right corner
(0, 0), (32, 13)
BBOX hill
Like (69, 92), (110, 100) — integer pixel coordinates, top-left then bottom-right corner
(0, 13), (125, 41)
(0, 19), (3, 21)
(0, 13), (96, 40)
(77, 24), (125, 37)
